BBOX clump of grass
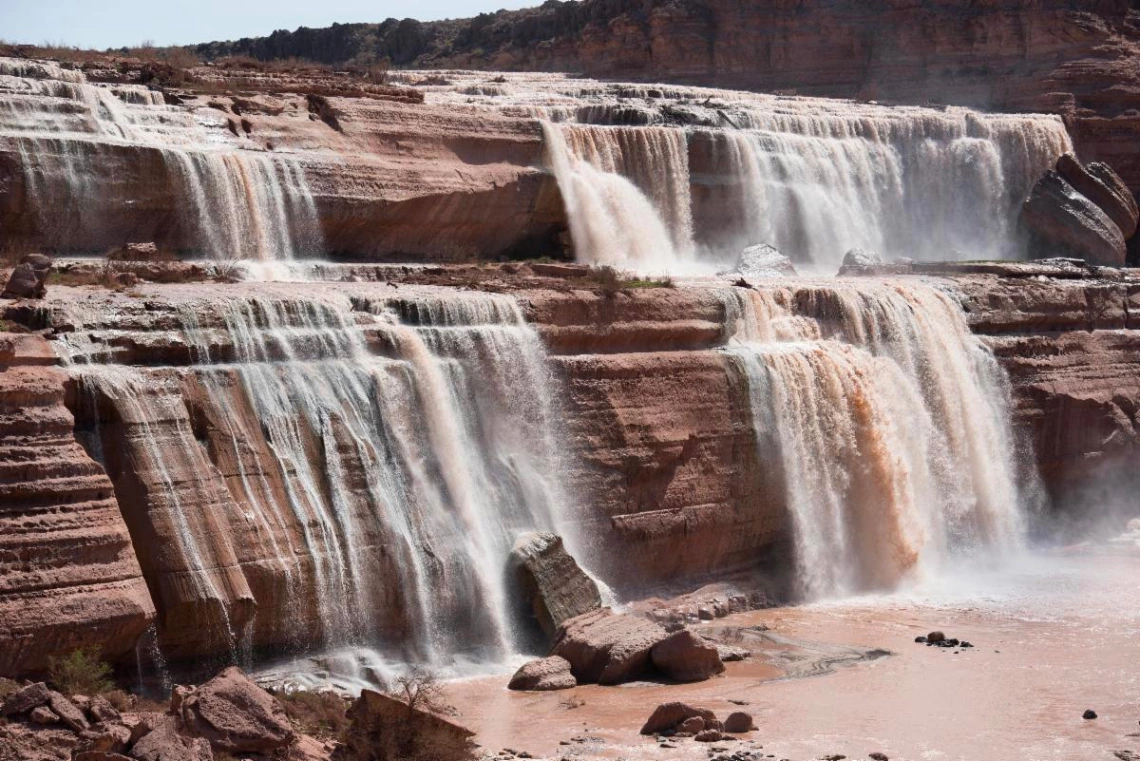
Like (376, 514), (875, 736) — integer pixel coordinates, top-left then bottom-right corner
(47, 647), (114, 696)
(0, 677), (20, 701)
(582, 265), (675, 295)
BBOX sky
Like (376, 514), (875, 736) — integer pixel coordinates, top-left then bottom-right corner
(1, 0), (542, 49)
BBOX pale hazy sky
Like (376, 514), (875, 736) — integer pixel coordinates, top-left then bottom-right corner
(1, 0), (541, 49)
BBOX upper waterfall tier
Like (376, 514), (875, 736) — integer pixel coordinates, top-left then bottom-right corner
(1, 61), (1069, 267)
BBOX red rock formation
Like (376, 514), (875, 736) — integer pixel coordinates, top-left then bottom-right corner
(0, 333), (154, 675)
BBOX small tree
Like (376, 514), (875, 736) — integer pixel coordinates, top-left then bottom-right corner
(47, 648), (114, 695)
(393, 668), (448, 716)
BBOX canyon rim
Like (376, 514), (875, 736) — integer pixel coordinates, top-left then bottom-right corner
(1, 2), (1140, 760)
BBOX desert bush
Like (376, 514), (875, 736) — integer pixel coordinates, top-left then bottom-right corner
(47, 647), (114, 696)
(0, 677), (20, 701)
(279, 690), (350, 740)
(102, 689), (133, 711)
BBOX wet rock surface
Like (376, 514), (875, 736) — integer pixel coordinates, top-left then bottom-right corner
(509, 532), (602, 641)
(507, 656), (577, 692)
(650, 629), (726, 683)
(551, 608), (669, 685)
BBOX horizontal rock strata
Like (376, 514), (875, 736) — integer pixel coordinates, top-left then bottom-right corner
(0, 333), (154, 674)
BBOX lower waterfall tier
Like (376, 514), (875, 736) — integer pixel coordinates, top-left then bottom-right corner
(2, 265), (1136, 677)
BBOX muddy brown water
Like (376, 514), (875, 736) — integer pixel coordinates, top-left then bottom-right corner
(444, 546), (1140, 761)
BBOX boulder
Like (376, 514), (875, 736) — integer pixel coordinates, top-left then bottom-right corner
(341, 688), (475, 761)
(694, 728), (723, 742)
(177, 667), (294, 754)
(926, 631), (946, 643)
(108, 243), (172, 262)
(49, 691), (91, 732)
(1021, 171), (1126, 265)
(507, 656), (577, 691)
(727, 244), (797, 278)
(2, 254), (53, 299)
(723, 711), (756, 733)
(30, 705), (60, 724)
(510, 533), (602, 641)
(677, 716), (705, 734)
(1, 682), (52, 716)
(76, 753), (134, 761)
(838, 247), (883, 275)
(89, 696), (122, 724)
(551, 608), (668, 685)
(650, 629), (725, 682)
(77, 723), (133, 753)
(1056, 154), (1138, 239)
(716, 644), (750, 662)
(640, 702), (719, 735)
(129, 716), (213, 761)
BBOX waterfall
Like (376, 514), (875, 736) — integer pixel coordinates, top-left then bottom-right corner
(703, 111), (1071, 267)
(722, 281), (1028, 598)
(62, 288), (571, 669)
(534, 82), (1070, 272)
(542, 121), (695, 271)
(0, 56), (322, 260)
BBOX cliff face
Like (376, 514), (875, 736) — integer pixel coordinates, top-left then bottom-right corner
(1, 263), (1136, 674)
(0, 333), (154, 674)
(194, 1), (1140, 188)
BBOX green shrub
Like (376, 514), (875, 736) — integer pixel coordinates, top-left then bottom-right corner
(47, 648), (114, 696)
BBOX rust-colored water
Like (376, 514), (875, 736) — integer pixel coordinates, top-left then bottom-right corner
(444, 547), (1140, 760)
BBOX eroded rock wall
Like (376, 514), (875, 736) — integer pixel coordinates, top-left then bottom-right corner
(0, 333), (154, 674)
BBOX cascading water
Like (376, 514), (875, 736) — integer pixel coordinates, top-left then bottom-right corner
(542, 121), (695, 271)
(519, 75), (1072, 272)
(59, 286), (575, 678)
(721, 281), (1029, 599)
(0, 57), (322, 260)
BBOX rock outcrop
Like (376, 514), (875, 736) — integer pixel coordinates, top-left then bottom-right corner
(1056, 154), (1139, 240)
(2, 254), (52, 299)
(176, 667), (295, 754)
(1021, 171), (1127, 265)
(0, 333), (154, 676)
(509, 532), (602, 641)
(192, 1), (1140, 193)
(341, 689), (474, 761)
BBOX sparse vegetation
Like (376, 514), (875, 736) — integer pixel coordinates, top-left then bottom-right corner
(0, 677), (20, 701)
(582, 265), (675, 295)
(102, 689), (133, 711)
(392, 668), (450, 716)
(47, 647), (114, 696)
(279, 689), (351, 741)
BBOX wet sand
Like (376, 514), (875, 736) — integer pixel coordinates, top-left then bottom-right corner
(444, 547), (1140, 761)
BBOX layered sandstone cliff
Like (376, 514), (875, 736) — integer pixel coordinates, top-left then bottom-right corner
(1, 263), (1135, 674)
(0, 333), (154, 674)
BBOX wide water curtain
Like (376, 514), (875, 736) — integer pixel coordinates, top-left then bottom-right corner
(0, 57), (322, 260)
(65, 290), (569, 668)
(543, 100), (1068, 272)
(724, 282), (1027, 598)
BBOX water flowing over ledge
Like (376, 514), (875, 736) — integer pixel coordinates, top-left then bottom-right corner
(2, 61), (1069, 270)
(719, 280), (1031, 599)
(58, 286), (581, 675)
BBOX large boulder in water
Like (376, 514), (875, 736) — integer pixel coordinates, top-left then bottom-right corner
(510, 532), (602, 640)
(837, 247), (883, 275)
(1056, 154), (1138, 239)
(725, 244), (797, 277)
(1021, 171), (1126, 265)
(650, 629), (725, 682)
(640, 702), (719, 735)
(507, 655), (577, 691)
(177, 667), (294, 754)
(551, 608), (668, 685)
(2, 254), (52, 299)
